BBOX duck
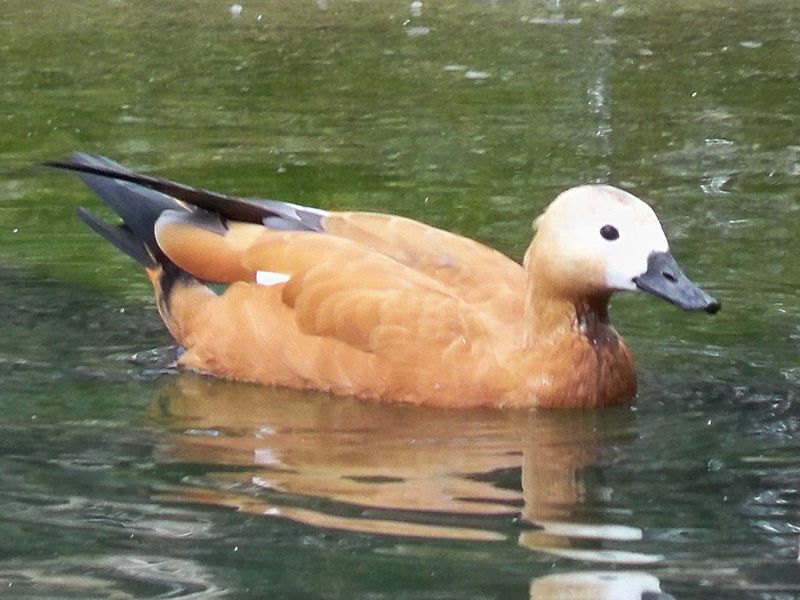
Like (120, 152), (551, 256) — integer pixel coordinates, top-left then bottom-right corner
(46, 153), (719, 409)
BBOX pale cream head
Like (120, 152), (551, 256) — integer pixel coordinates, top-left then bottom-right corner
(526, 185), (670, 294)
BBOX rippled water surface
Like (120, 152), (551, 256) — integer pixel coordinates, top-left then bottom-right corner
(2, 1), (799, 598)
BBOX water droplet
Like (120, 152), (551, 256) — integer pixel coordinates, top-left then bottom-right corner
(464, 70), (490, 81)
(528, 15), (581, 26)
(405, 26), (430, 37)
(740, 40), (762, 49)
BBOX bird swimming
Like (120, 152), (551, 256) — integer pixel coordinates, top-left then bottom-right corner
(46, 153), (719, 409)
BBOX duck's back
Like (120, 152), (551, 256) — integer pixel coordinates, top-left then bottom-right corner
(320, 212), (526, 321)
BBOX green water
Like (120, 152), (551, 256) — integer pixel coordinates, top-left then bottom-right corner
(2, 1), (799, 598)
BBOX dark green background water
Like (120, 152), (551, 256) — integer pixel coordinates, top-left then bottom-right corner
(2, 1), (799, 598)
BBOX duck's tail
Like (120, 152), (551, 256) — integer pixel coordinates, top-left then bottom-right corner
(43, 152), (325, 237)
(44, 152), (329, 338)
(45, 153), (206, 317)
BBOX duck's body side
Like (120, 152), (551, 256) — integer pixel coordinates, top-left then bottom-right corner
(153, 266), (634, 408)
(47, 153), (717, 409)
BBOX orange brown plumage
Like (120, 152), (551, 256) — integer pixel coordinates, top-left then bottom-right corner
(47, 153), (719, 409)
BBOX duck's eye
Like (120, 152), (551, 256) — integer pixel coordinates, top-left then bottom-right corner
(600, 224), (619, 241)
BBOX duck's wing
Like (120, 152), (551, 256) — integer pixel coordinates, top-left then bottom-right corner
(244, 232), (492, 346)
(154, 210), (494, 344)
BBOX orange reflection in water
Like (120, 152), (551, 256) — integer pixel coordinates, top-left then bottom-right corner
(149, 374), (650, 560)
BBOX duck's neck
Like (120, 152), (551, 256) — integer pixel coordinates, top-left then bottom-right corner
(517, 269), (636, 408)
(523, 281), (611, 349)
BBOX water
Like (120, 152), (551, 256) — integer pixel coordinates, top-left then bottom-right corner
(2, 0), (799, 597)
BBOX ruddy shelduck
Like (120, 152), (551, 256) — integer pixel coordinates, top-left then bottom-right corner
(47, 153), (719, 409)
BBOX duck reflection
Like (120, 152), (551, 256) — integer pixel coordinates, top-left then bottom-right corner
(149, 374), (653, 558)
(530, 571), (675, 600)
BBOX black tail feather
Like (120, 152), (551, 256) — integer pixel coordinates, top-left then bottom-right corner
(50, 153), (275, 308)
(47, 152), (329, 289)
(44, 152), (281, 224)
(65, 155), (187, 266)
(76, 207), (156, 267)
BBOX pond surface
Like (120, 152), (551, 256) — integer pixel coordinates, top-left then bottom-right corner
(2, 0), (799, 598)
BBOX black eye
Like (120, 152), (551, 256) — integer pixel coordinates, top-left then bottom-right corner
(600, 224), (619, 241)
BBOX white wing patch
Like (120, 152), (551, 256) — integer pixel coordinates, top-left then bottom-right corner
(256, 271), (291, 286)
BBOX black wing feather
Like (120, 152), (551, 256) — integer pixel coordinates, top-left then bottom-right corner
(45, 153), (285, 224)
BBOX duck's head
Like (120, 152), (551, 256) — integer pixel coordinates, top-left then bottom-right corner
(526, 185), (720, 313)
